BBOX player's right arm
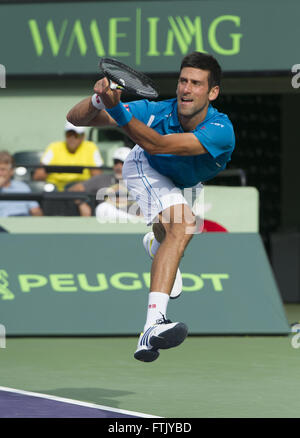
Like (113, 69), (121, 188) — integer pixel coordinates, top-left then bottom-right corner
(67, 80), (119, 127)
(67, 96), (117, 127)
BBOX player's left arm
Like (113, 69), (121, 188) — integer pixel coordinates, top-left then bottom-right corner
(122, 116), (207, 156)
(123, 114), (235, 158)
(93, 77), (233, 156)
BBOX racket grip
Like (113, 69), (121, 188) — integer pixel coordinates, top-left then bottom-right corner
(109, 80), (124, 90)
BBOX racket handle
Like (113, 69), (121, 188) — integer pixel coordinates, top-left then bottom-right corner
(109, 80), (124, 91)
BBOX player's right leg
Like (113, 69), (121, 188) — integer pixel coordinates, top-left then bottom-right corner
(134, 316), (188, 362)
(134, 204), (195, 362)
(122, 146), (198, 362)
(143, 226), (182, 299)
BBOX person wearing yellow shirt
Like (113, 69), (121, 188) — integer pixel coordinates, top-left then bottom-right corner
(33, 121), (103, 191)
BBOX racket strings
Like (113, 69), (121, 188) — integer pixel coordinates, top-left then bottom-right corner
(99, 58), (158, 99)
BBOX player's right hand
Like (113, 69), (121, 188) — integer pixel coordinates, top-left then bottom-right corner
(93, 78), (121, 109)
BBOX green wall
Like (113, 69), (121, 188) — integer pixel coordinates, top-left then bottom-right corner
(0, 79), (94, 154)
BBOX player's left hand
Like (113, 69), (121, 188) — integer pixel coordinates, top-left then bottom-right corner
(93, 77), (122, 109)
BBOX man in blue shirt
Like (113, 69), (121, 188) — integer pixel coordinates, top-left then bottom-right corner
(0, 151), (43, 217)
(122, 98), (234, 188)
(67, 51), (235, 362)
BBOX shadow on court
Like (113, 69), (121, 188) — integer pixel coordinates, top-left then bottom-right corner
(39, 387), (135, 409)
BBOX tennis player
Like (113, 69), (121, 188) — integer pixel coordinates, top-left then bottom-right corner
(67, 52), (235, 362)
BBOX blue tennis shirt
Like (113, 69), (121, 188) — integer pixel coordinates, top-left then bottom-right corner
(126, 98), (235, 188)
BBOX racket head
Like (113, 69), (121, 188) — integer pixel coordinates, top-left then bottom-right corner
(99, 57), (159, 99)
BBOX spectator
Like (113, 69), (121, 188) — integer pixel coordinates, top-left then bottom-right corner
(33, 121), (103, 192)
(0, 151), (43, 217)
(68, 146), (140, 219)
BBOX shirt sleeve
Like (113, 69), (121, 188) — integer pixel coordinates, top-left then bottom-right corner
(193, 120), (235, 160)
(124, 100), (152, 124)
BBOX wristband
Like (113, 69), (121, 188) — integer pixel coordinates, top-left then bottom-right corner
(91, 93), (106, 110)
(106, 102), (133, 126)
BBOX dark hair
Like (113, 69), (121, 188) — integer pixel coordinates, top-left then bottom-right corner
(180, 52), (222, 90)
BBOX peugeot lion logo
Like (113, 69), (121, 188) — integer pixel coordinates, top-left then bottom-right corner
(0, 270), (14, 300)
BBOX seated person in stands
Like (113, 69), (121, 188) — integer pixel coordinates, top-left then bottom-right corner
(69, 146), (141, 220)
(0, 151), (43, 217)
(33, 121), (103, 191)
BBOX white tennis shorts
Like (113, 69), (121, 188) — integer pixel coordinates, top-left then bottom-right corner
(122, 145), (203, 225)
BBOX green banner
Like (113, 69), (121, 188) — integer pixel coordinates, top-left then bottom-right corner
(0, 233), (289, 335)
(0, 1), (298, 75)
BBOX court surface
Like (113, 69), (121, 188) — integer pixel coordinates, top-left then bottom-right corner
(0, 387), (153, 418)
(0, 304), (299, 418)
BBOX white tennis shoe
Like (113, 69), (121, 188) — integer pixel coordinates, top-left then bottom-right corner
(143, 232), (182, 299)
(134, 316), (188, 362)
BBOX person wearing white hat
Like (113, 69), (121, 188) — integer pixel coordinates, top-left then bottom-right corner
(33, 120), (103, 192)
(112, 146), (132, 162)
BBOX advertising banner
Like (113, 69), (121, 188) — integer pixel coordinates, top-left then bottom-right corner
(0, 233), (289, 335)
(0, 1), (298, 75)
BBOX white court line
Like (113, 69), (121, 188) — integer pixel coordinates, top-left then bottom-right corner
(0, 386), (161, 418)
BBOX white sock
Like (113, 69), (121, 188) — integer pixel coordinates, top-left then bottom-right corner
(144, 292), (169, 331)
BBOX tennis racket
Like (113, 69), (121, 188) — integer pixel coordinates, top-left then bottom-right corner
(98, 57), (159, 99)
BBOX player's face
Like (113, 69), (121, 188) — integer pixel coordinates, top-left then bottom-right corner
(176, 68), (219, 120)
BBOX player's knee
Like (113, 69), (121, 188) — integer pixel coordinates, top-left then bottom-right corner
(159, 204), (196, 247)
(171, 211), (197, 239)
(166, 220), (195, 248)
(170, 228), (193, 258)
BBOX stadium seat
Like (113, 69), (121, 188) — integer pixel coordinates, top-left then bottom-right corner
(13, 150), (44, 166)
(13, 150), (44, 182)
(27, 181), (80, 217)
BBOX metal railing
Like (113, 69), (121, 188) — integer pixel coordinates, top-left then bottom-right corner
(14, 164), (247, 186)
(0, 166), (247, 216)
